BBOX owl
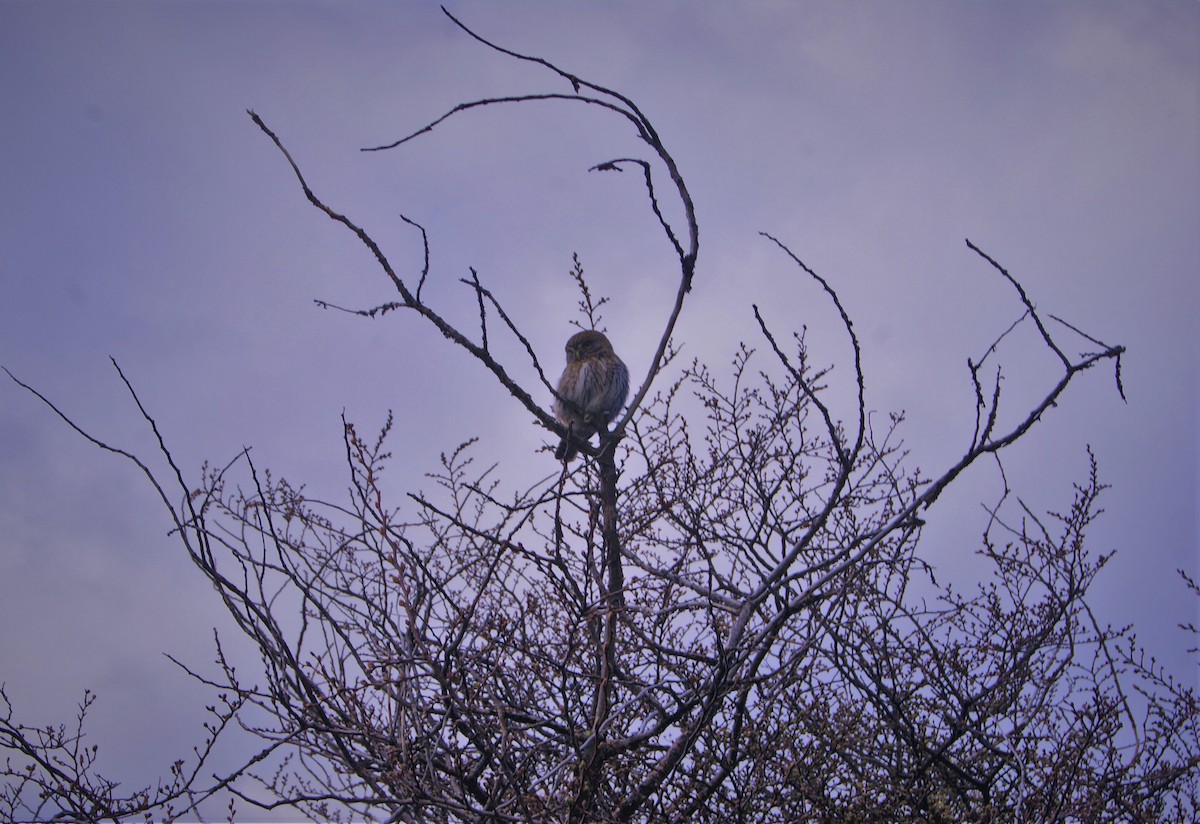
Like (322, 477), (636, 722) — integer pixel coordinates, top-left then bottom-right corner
(553, 330), (630, 461)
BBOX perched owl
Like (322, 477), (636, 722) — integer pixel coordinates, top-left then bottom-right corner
(553, 330), (630, 461)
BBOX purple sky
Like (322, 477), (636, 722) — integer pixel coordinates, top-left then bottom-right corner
(2, 0), (1196, 812)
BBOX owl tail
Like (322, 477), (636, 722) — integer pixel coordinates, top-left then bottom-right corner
(555, 437), (579, 462)
(556, 422), (585, 461)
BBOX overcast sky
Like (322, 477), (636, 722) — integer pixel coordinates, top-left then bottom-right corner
(1, 0), (1196, 812)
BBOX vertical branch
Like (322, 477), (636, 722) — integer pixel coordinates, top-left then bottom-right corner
(598, 437), (626, 611)
(571, 436), (625, 821)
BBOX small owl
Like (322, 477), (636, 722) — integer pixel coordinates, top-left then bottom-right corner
(553, 330), (630, 461)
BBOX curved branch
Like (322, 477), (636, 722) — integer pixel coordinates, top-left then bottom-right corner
(360, 9), (699, 454)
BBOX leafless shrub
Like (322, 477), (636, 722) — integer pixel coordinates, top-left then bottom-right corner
(3, 9), (1194, 823)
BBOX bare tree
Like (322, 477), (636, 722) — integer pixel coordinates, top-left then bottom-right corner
(4, 10), (1196, 823)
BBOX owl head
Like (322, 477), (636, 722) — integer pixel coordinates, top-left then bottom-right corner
(565, 329), (615, 362)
